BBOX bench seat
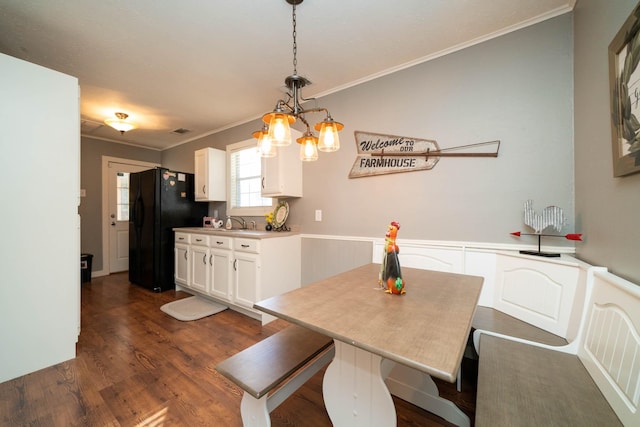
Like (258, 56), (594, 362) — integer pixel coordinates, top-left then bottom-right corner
(476, 334), (621, 426)
(455, 306), (569, 393)
(472, 306), (568, 347)
(216, 324), (334, 426)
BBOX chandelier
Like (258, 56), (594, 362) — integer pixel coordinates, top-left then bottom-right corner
(104, 112), (137, 134)
(255, 0), (343, 162)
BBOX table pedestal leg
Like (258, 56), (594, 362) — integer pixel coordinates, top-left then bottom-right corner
(323, 341), (396, 426)
(382, 360), (470, 427)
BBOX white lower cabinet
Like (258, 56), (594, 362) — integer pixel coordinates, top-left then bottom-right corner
(174, 233), (190, 286)
(210, 251), (233, 300)
(174, 230), (300, 324)
(189, 234), (209, 293)
(233, 247), (260, 309)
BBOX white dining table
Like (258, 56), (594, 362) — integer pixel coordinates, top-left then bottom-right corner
(254, 263), (483, 427)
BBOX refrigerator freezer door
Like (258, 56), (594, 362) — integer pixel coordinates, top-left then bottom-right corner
(129, 168), (207, 292)
(129, 168), (157, 289)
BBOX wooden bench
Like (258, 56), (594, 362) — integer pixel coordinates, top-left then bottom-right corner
(215, 324), (334, 427)
(474, 270), (640, 426)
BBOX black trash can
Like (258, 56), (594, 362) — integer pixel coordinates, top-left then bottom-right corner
(81, 253), (93, 283)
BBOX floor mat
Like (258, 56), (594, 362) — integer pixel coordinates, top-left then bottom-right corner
(160, 296), (227, 321)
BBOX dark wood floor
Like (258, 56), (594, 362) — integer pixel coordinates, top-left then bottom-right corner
(0, 272), (478, 426)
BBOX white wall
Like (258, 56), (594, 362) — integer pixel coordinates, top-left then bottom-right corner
(574, 0), (640, 284)
(0, 53), (80, 383)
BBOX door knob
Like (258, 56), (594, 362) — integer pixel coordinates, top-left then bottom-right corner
(111, 222), (116, 226)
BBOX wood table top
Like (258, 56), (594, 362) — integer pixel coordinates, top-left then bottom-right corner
(254, 263), (483, 382)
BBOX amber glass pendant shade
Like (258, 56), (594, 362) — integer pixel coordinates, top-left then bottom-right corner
(263, 112), (295, 146)
(253, 128), (276, 158)
(298, 134), (319, 161)
(315, 119), (343, 152)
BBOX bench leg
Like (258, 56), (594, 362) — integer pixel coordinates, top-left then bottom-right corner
(240, 393), (270, 427)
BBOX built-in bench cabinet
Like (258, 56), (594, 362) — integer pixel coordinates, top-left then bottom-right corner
(173, 230), (301, 324)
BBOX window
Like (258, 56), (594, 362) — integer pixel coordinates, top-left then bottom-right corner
(116, 172), (130, 221)
(227, 139), (275, 216)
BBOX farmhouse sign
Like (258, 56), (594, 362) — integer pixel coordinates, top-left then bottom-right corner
(349, 131), (500, 178)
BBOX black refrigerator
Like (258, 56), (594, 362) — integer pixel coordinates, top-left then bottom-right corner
(129, 167), (208, 292)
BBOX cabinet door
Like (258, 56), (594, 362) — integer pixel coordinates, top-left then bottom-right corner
(190, 245), (209, 292)
(233, 252), (260, 309)
(194, 149), (208, 200)
(174, 243), (189, 286)
(194, 148), (226, 201)
(261, 135), (302, 197)
(261, 155), (280, 195)
(210, 248), (232, 300)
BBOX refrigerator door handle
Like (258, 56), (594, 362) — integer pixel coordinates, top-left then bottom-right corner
(138, 199), (144, 228)
(132, 195), (144, 229)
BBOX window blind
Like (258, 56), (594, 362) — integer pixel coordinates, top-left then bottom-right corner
(229, 144), (271, 209)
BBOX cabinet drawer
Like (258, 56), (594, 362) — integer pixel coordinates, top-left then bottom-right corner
(191, 234), (209, 246)
(235, 238), (260, 253)
(175, 232), (190, 244)
(209, 235), (232, 249)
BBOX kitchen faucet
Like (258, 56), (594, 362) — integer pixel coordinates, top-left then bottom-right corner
(227, 216), (247, 229)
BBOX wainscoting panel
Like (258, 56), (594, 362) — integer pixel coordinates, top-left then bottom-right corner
(301, 237), (373, 286)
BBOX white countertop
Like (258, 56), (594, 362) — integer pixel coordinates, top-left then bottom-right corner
(173, 227), (298, 239)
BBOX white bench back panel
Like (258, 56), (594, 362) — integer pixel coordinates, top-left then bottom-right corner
(579, 271), (640, 426)
(464, 251), (497, 307)
(494, 253), (581, 338)
(372, 241), (463, 273)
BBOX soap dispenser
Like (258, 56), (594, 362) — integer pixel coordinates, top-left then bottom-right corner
(225, 216), (232, 230)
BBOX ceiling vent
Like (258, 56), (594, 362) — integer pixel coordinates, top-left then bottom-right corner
(172, 128), (191, 135)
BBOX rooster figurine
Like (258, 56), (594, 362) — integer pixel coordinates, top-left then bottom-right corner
(523, 200), (566, 234)
(379, 221), (405, 295)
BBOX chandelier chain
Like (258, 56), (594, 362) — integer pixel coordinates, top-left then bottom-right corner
(292, 2), (297, 75)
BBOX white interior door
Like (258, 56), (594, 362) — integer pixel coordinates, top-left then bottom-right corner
(107, 161), (155, 273)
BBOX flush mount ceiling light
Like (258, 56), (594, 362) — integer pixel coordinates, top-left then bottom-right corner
(253, 0), (343, 162)
(104, 112), (137, 134)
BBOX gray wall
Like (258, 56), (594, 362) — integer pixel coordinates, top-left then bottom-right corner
(293, 14), (574, 243)
(165, 14), (575, 246)
(574, 0), (640, 284)
(80, 136), (161, 271)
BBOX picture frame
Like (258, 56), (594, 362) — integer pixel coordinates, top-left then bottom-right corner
(609, 3), (640, 177)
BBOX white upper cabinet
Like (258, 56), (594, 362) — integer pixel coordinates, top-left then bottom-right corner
(261, 138), (303, 198)
(195, 147), (226, 201)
